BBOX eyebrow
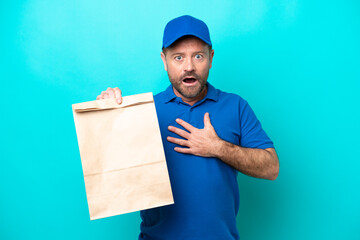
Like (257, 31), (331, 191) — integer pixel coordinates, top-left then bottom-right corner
(170, 51), (207, 57)
(169, 52), (183, 57)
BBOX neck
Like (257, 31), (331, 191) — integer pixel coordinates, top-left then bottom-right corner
(172, 85), (208, 106)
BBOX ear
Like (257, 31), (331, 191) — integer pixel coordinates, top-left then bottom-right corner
(161, 52), (168, 71)
(209, 49), (214, 69)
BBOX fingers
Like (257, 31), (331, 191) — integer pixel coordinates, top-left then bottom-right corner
(203, 112), (212, 128)
(175, 118), (195, 132)
(107, 87), (115, 98)
(101, 91), (108, 99)
(174, 147), (192, 154)
(114, 87), (122, 104)
(96, 87), (122, 104)
(167, 127), (192, 154)
(167, 136), (189, 147)
(168, 126), (191, 139)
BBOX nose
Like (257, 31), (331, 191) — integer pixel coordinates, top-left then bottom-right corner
(184, 58), (195, 72)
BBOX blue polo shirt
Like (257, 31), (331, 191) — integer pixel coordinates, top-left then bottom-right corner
(139, 83), (274, 240)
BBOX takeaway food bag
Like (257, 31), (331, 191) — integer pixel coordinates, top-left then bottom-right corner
(72, 93), (174, 220)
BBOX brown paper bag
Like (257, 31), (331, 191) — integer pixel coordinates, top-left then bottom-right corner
(72, 92), (174, 220)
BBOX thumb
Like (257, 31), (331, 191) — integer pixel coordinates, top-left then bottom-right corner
(203, 112), (212, 128)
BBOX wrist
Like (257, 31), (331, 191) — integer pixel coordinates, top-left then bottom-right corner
(212, 138), (226, 159)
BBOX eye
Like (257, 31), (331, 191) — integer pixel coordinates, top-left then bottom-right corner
(195, 54), (203, 60)
(175, 56), (183, 61)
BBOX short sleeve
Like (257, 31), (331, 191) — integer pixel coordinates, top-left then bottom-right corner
(239, 101), (274, 149)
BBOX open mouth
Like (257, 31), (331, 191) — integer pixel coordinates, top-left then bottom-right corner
(182, 77), (198, 85)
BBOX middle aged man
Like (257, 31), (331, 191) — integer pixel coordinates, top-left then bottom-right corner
(96, 15), (279, 240)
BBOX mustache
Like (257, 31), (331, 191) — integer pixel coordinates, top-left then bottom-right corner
(181, 72), (200, 80)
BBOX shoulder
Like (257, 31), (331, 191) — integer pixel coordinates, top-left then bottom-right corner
(214, 86), (249, 107)
(153, 85), (174, 104)
(154, 90), (165, 102)
(210, 85), (255, 120)
(153, 89), (169, 104)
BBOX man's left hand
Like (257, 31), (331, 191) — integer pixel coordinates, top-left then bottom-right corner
(167, 112), (221, 157)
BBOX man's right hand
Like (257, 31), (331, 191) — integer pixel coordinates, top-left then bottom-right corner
(96, 87), (122, 104)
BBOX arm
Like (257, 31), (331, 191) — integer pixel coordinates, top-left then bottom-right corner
(214, 141), (279, 180)
(167, 113), (279, 180)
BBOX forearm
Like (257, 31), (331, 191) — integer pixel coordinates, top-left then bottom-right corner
(213, 140), (279, 180)
(166, 114), (279, 180)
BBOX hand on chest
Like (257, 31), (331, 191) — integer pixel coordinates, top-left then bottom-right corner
(160, 105), (241, 146)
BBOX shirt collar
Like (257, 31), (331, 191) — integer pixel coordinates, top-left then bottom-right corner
(163, 82), (219, 104)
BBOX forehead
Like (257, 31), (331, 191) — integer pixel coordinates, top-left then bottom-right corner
(167, 36), (208, 52)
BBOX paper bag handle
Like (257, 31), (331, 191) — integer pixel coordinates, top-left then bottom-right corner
(73, 92), (154, 113)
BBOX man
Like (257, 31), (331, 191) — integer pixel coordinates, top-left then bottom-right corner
(97, 15), (279, 240)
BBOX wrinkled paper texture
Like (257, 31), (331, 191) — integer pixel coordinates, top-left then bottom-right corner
(72, 93), (174, 220)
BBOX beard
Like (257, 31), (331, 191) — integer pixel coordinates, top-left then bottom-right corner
(167, 70), (209, 99)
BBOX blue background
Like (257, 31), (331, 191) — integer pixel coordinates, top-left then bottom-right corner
(1, 0), (359, 239)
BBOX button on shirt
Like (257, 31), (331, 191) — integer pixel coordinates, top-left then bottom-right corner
(139, 83), (274, 240)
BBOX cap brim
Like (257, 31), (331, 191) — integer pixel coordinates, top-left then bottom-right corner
(163, 33), (212, 48)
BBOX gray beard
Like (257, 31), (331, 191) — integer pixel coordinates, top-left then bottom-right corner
(173, 81), (207, 98)
(168, 72), (209, 98)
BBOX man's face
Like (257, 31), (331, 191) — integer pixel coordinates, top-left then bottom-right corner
(161, 36), (214, 101)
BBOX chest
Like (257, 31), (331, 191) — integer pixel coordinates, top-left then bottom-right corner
(155, 100), (241, 146)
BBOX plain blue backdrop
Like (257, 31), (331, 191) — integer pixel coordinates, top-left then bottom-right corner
(1, 0), (359, 239)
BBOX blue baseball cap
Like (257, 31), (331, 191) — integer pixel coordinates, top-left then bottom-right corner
(162, 15), (212, 49)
